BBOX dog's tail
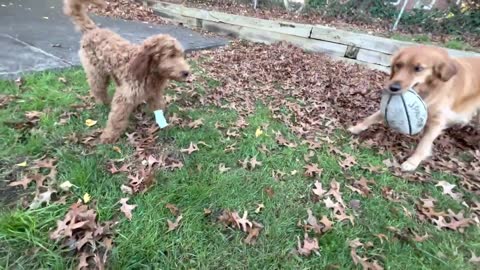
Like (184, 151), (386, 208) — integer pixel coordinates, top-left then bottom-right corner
(63, 0), (106, 33)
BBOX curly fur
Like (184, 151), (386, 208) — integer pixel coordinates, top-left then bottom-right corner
(64, 0), (190, 143)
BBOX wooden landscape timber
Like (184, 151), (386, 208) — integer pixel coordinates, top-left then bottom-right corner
(138, 0), (479, 72)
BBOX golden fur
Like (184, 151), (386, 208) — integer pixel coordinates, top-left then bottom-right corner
(64, 0), (190, 143)
(349, 45), (480, 171)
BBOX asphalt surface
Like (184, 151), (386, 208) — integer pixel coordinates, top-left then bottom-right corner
(0, 0), (227, 79)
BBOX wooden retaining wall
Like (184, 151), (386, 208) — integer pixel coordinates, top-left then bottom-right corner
(138, 0), (478, 72)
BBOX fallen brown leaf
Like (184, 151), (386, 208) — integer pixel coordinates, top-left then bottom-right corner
(8, 175), (33, 189)
(312, 181), (326, 197)
(435, 180), (463, 201)
(188, 118), (204, 129)
(255, 203), (265, 214)
(304, 163), (323, 177)
(219, 163), (231, 173)
(180, 142), (199, 155)
(296, 233), (319, 256)
(118, 198), (136, 221)
(166, 203), (180, 216)
(167, 215), (183, 232)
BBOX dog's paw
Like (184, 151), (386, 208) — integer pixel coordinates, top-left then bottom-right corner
(400, 160), (419, 172)
(348, 125), (365, 135)
(100, 132), (118, 144)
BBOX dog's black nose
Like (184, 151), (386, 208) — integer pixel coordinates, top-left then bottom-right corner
(181, 71), (190, 78)
(389, 82), (402, 92)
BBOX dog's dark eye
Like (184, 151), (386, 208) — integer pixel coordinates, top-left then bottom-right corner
(169, 53), (176, 58)
(414, 65), (424, 72)
(394, 63), (403, 70)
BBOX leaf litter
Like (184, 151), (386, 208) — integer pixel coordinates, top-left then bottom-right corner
(191, 40), (480, 193)
(50, 201), (116, 270)
(216, 210), (264, 245)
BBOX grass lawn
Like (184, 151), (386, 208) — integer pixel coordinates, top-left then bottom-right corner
(0, 64), (479, 269)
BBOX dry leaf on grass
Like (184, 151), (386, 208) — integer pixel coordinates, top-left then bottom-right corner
(374, 234), (388, 244)
(340, 155), (357, 170)
(276, 133), (297, 148)
(381, 187), (403, 202)
(416, 199), (472, 232)
(239, 157), (262, 170)
(255, 127), (264, 137)
(304, 164), (323, 177)
(232, 211), (253, 232)
(249, 157), (262, 170)
(412, 232), (430, 242)
(120, 184), (133, 195)
(349, 239), (384, 270)
(304, 209), (333, 234)
(108, 163), (129, 174)
(226, 129), (240, 138)
(469, 252), (480, 265)
(50, 202), (114, 270)
(296, 233), (319, 256)
(85, 119), (97, 127)
(187, 118), (204, 129)
(435, 180), (463, 201)
(167, 215), (183, 232)
(219, 163), (231, 173)
(8, 175), (33, 189)
(325, 180), (346, 208)
(224, 142), (238, 153)
(244, 222), (263, 245)
(118, 198), (136, 221)
(29, 188), (56, 209)
(59, 181), (75, 191)
(264, 187), (275, 198)
(255, 203), (265, 214)
(181, 142), (199, 155)
(235, 117), (249, 129)
(347, 177), (375, 197)
(217, 210), (263, 245)
(304, 151), (315, 162)
(166, 203), (180, 216)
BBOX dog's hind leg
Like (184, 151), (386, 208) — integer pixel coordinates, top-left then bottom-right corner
(80, 52), (111, 105)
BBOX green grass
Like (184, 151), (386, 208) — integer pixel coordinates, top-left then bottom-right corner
(390, 34), (474, 52)
(0, 67), (479, 269)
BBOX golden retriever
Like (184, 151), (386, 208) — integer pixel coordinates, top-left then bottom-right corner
(349, 45), (480, 171)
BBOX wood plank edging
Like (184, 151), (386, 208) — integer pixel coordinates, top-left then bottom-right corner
(143, 1), (477, 72)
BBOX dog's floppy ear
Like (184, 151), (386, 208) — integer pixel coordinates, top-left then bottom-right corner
(433, 59), (457, 82)
(129, 49), (153, 81)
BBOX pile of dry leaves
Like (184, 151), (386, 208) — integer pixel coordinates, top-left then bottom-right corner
(50, 202), (115, 270)
(88, 0), (165, 24)
(191, 41), (480, 194)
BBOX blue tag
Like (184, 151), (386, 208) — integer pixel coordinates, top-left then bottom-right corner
(154, 110), (169, 129)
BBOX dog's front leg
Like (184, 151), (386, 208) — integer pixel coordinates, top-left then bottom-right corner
(348, 110), (383, 134)
(147, 94), (166, 112)
(401, 121), (445, 171)
(100, 93), (135, 144)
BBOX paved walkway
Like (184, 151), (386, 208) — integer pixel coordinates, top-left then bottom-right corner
(0, 0), (227, 79)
